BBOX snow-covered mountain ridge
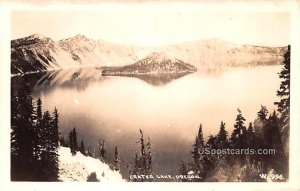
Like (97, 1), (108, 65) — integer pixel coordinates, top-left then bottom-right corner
(58, 146), (124, 182)
(11, 34), (287, 74)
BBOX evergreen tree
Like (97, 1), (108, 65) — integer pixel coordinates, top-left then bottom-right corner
(52, 108), (59, 146)
(36, 98), (43, 121)
(146, 136), (153, 175)
(206, 135), (218, 149)
(240, 158), (262, 182)
(30, 99), (42, 180)
(139, 129), (147, 169)
(253, 106), (269, 148)
(202, 135), (218, 178)
(197, 124), (204, 146)
(73, 128), (78, 151)
(274, 45), (290, 176)
(190, 124), (205, 180)
(246, 122), (259, 166)
(247, 122), (256, 148)
(263, 112), (281, 149)
(39, 111), (59, 181)
(45, 107), (60, 181)
(275, 45), (290, 117)
(257, 105), (268, 122)
(80, 140), (86, 156)
(254, 105), (269, 141)
(134, 152), (139, 173)
(11, 79), (59, 181)
(41, 111), (52, 143)
(230, 109), (247, 163)
(126, 152), (134, 180)
(98, 139), (106, 162)
(11, 79), (37, 181)
(178, 160), (189, 182)
(11, 82), (19, 163)
(129, 153), (140, 181)
(191, 135), (201, 173)
(265, 111), (286, 174)
(230, 109), (247, 149)
(216, 121), (229, 150)
(129, 129), (153, 181)
(69, 128), (78, 156)
(114, 146), (120, 171)
(11, 81), (60, 181)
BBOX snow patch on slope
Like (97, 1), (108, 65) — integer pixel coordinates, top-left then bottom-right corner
(58, 147), (124, 182)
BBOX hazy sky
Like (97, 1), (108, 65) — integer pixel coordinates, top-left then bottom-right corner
(11, 7), (290, 46)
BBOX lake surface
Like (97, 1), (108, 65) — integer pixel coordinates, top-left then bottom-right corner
(12, 65), (282, 180)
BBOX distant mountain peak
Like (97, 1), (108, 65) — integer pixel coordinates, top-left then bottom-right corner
(59, 34), (91, 43)
(13, 33), (51, 42)
(147, 52), (167, 58)
(28, 33), (48, 40)
(73, 34), (90, 41)
(11, 33), (54, 48)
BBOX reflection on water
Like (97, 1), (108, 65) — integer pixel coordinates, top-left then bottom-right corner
(12, 68), (194, 94)
(12, 68), (108, 94)
(11, 66), (282, 180)
(104, 72), (193, 86)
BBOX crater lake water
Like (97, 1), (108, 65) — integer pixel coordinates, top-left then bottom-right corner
(12, 65), (282, 180)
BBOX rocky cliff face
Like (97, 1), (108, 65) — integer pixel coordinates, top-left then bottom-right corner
(11, 34), (287, 74)
(11, 34), (65, 74)
(158, 39), (287, 68)
(11, 34), (147, 74)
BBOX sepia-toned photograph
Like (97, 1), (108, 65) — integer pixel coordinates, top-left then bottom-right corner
(1, 1), (299, 188)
